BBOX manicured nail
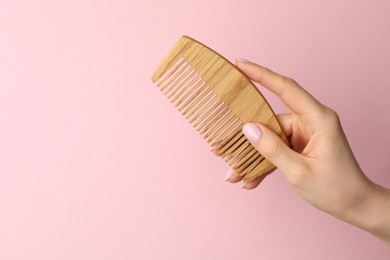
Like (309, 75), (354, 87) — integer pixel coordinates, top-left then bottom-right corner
(210, 148), (218, 156)
(240, 181), (247, 189)
(224, 169), (234, 181)
(236, 58), (251, 63)
(242, 123), (262, 144)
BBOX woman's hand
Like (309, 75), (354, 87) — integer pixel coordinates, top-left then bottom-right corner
(223, 59), (390, 245)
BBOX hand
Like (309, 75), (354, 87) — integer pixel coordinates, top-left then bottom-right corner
(223, 59), (390, 245)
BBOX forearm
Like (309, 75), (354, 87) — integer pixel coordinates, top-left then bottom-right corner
(344, 180), (390, 245)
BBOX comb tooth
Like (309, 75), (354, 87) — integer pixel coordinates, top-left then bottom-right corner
(200, 108), (231, 138)
(186, 91), (217, 120)
(219, 134), (247, 159)
(160, 64), (191, 92)
(210, 118), (240, 148)
(168, 73), (201, 101)
(224, 141), (251, 165)
(204, 116), (235, 146)
(242, 158), (271, 181)
(212, 127), (242, 156)
(213, 127), (242, 153)
(163, 67), (194, 96)
(206, 119), (240, 148)
(172, 56), (220, 106)
(217, 133), (246, 158)
(155, 58), (186, 87)
(233, 148), (259, 169)
(197, 104), (227, 134)
(177, 81), (207, 111)
(178, 83), (211, 113)
(207, 115), (241, 143)
(174, 79), (205, 108)
(242, 157), (266, 178)
(206, 117), (241, 143)
(203, 111), (234, 139)
(187, 94), (218, 125)
(235, 155), (262, 176)
(158, 60), (188, 89)
(231, 146), (258, 168)
(184, 89), (215, 119)
(165, 70), (198, 99)
(193, 99), (222, 128)
(233, 152), (260, 174)
(182, 86), (213, 117)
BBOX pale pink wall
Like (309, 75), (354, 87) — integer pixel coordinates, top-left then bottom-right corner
(0, 0), (389, 259)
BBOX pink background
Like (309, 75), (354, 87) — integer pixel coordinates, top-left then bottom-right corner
(1, 0), (389, 259)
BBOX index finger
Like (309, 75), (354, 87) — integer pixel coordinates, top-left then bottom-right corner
(236, 60), (324, 115)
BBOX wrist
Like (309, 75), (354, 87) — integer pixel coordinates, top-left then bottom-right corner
(365, 184), (390, 244)
(344, 180), (390, 244)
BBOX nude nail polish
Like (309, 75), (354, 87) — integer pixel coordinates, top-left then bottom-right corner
(236, 58), (251, 63)
(242, 123), (262, 144)
(224, 169), (234, 181)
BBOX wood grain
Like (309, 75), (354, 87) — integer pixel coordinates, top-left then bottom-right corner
(151, 36), (287, 182)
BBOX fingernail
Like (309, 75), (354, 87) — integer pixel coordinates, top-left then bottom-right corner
(242, 123), (262, 144)
(224, 169), (234, 181)
(210, 148), (217, 156)
(240, 181), (247, 189)
(236, 58), (251, 63)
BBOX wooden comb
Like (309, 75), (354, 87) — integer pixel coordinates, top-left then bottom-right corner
(151, 36), (286, 182)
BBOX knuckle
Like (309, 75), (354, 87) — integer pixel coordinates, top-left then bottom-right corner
(283, 76), (298, 86)
(286, 162), (310, 188)
(314, 106), (341, 130)
(279, 77), (299, 98)
(262, 67), (272, 75)
(257, 67), (271, 83)
(287, 170), (306, 188)
(324, 107), (341, 127)
(325, 107), (339, 118)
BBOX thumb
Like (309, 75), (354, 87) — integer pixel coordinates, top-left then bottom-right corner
(242, 123), (304, 176)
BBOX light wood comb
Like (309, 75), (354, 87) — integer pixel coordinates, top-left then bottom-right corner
(151, 36), (286, 182)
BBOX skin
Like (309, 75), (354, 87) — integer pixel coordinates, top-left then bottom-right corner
(223, 59), (390, 245)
